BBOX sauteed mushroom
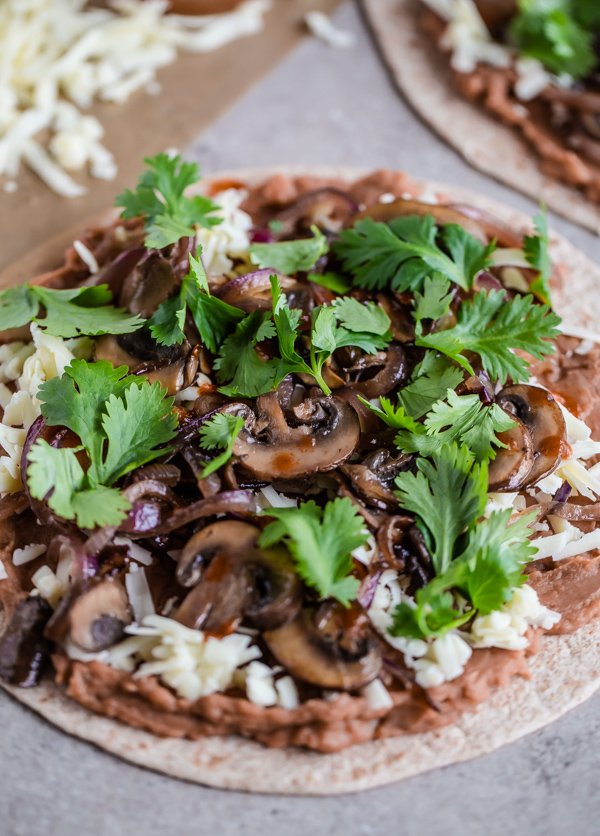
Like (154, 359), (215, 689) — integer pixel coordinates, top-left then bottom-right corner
(175, 521), (302, 632)
(119, 252), (177, 317)
(344, 344), (406, 399)
(0, 597), (53, 687)
(496, 384), (567, 485)
(45, 580), (132, 652)
(263, 603), (382, 691)
(95, 328), (198, 395)
(488, 417), (535, 492)
(225, 391), (360, 481)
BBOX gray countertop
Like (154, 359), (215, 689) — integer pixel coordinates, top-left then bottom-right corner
(2, 4), (600, 834)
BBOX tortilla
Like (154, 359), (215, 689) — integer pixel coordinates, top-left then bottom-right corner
(2, 165), (600, 795)
(360, 0), (600, 236)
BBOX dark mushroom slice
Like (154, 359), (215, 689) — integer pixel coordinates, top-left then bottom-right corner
(488, 416), (535, 492)
(473, 0), (517, 28)
(0, 597), (53, 687)
(175, 553), (253, 635)
(340, 463), (399, 511)
(344, 344), (406, 399)
(263, 603), (382, 691)
(216, 270), (310, 314)
(227, 391), (360, 481)
(346, 199), (489, 244)
(94, 327), (197, 395)
(176, 521), (302, 631)
(496, 384), (567, 485)
(45, 579), (132, 653)
(118, 251), (177, 318)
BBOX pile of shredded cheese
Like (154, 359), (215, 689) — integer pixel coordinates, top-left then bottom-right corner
(0, 0), (271, 197)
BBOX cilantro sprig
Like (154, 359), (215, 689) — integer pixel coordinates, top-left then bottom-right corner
(0, 284), (144, 338)
(258, 498), (367, 606)
(416, 289), (561, 384)
(268, 275), (393, 396)
(333, 216), (495, 292)
(198, 412), (245, 477)
(390, 444), (538, 639)
(115, 153), (221, 249)
(27, 360), (177, 528)
(148, 254), (244, 351)
(249, 226), (328, 274)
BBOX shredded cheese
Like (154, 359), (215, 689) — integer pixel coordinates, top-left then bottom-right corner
(0, 0), (271, 195)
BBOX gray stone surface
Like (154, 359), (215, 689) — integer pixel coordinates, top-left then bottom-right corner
(2, 2), (600, 833)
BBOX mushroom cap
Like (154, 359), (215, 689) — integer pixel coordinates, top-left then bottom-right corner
(488, 416), (535, 492)
(496, 384), (567, 486)
(94, 330), (197, 396)
(229, 392), (361, 482)
(263, 604), (382, 691)
(45, 580), (132, 653)
(175, 521), (302, 632)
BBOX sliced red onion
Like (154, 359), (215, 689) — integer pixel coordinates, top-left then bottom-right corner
(357, 571), (381, 610)
(121, 500), (163, 534)
(251, 229), (276, 244)
(476, 271), (508, 299)
(143, 490), (256, 536)
(122, 479), (180, 505)
(553, 481), (572, 505)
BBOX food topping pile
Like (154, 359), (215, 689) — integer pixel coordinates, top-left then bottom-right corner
(421, 0), (600, 202)
(0, 157), (599, 749)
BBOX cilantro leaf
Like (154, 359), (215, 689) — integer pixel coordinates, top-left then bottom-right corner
(417, 290), (561, 384)
(149, 253), (244, 350)
(147, 293), (187, 346)
(0, 284), (144, 339)
(198, 413), (245, 476)
(394, 444), (488, 575)
(32, 360), (177, 528)
(115, 153), (221, 248)
(259, 498), (366, 606)
(510, 0), (596, 79)
(332, 296), (392, 336)
(214, 311), (282, 397)
(413, 274), (453, 322)
(395, 389), (516, 463)
(98, 381), (177, 484)
(0, 286), (38, 331)
(307, 272), (351, 294)
(523, 206), (552, 306)
(26, 442), (131, 529)
(397, 352), (465, 419)
(391, 588), (473, 640)
(249, 226), (328, 274)
(333, 216), (495, 292)
(358, 395), (423, 432)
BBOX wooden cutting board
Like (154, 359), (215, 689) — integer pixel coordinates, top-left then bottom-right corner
(0, 0), (342, 272)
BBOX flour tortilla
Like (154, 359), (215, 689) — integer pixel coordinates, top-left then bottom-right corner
(361, 0), (600, 236)
(1, 165), (600, 795)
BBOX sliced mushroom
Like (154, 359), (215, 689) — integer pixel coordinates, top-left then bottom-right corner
(175, 553), (253, 635)
(496, 384), (567, 485)
(175, 521), (302, 631)
(344, 344), (406, 399)
(45, 579), (132, 652)
(263, 603), (382, 691)
(94, 328), (197, 395)
(488, 416), (535, 492)
(227, 392), (360, 481)
(0, 597), (53, 687)
(119, 252), (177, 318)
(340, 463), (399, 511)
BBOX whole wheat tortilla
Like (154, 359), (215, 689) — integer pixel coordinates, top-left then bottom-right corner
(360, 0), (600, 236)
(2, 165), (600, 795)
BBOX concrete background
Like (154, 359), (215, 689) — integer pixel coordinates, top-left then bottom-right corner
(2, 3), (600, 834)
